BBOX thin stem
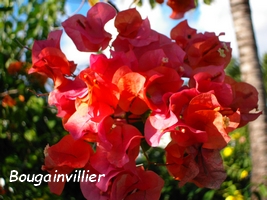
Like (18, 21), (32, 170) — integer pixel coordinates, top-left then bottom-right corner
(27, 89), (49, 97)
(129, 0), (140, 8)
(15, 39), (31, 51)
(141, 144), (151, 169)
(140, 145), (169, 169)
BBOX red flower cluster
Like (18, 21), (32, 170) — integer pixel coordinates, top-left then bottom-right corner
(28, 2), (261, 199)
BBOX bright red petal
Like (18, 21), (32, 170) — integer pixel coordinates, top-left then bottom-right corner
(62, 2), (116, 52)
(167, 0), (196, 19)
(117, 72), (146, 113)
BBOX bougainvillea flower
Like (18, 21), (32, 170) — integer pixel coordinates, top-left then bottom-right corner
(184, 93), (240, 149)
(169, 88), (199, 117)
(143, 66), (183, 111)
(113, 7), (158, 49)
(79, 67), (119, 108)
(110, 166), (164, 200)
(186, 109), (236, 149)
(165, 90), (239, 149)
(144, 92), (178, 146)
(125, 39), (186, 75)
(29, 47), (77, 88)
(64, 102), (114, 140)
(114, 22), (187, 75)
(48, 77), (87, 119)
(114, 8), (143, 39)
(192, 147), (227, 189)
(170, 124), (207, 147)
(42, 134), (93, 195)
(171, 20), (197, 49)
(31, 30), (63, 64)
(86, 130), (141, 193)
(159, 43), (186, 72)
(225, 76), (259, 113)
(117, 72), (148, 115)
(97, 116), (143, 168)
(28, 2), (262, 198)
(166, 142), (227, 189)
(81, 164), (163, 200)
(137, 45), (185, 73)
(89, 146), (139, 192)
(62, 2), (116, 52)
(191, 71), (233, 107)
(80, 164), (111, 200)
(144, 88), (199, 147)
(89, 53), (131, 82)
(225, 76), (262, 127)
(32, 47), (76, 75)
(138, 49), (167, 72)
(30, 30), (77, 88)
(145, 111), (178, 147)
(164, 91), (208, 148)
(165, 141), (199, 186)
(167, 0), (196, 19)
(186, 32), (232, 69)
(171, 21), (232, 76)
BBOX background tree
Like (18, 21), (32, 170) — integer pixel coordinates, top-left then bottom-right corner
(229, 1), (267, 199)
(0, 0), (84, 199)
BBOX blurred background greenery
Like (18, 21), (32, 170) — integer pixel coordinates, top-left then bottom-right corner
(0, 0), (85, 199)
(1, 0), (267, 199)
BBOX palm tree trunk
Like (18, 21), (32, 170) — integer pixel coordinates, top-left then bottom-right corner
(230, 0), (267, 198)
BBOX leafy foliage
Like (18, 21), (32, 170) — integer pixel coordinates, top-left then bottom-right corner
(261, 53), (267, 94)
(0, 0), (84, 199)
(225, 59), (241, 82)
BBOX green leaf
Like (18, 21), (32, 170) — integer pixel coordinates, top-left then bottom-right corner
(141, 139), (151, 153)
(203, 0), (213, 5)
(259, 184), (267, 197)
(0, 6), (13, 12)
(4, 20), (13, 30)
(203, 190), (216, 200)
(24, 129), (36, 142)
(46, 119), (56, 129)
(149, 0), (156, 8)
(137, 0), (143, 7)
(195, 0), (199, 7)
